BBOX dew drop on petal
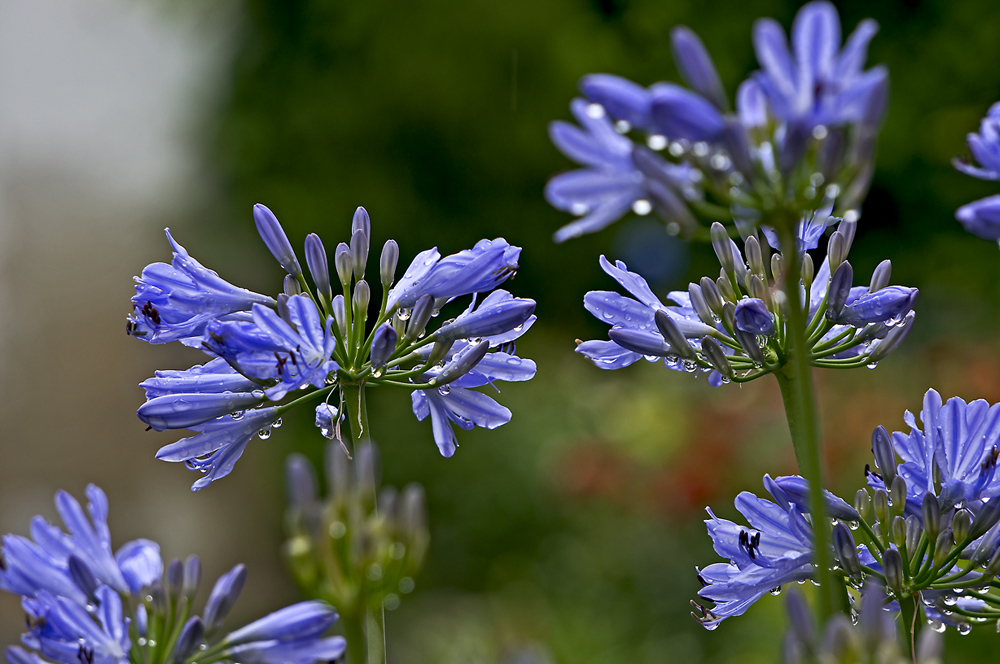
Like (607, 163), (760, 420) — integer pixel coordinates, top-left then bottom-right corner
(867, 362), (878, 370)
(397, 308), (411, 321)
(615, 120), (632, 134)
(585, 103), (605, 119)
(769, 586), (782, 596)
(438, 385), (451, 396)
(251, 389), (265, 399)
(632, 199), (652, 216)
(647, 134), (667, 150)
(272, 418), (283, 429)
(958, 623), (972, 635)
(258, 429), (272, 440)
(231, 410), (245, 420)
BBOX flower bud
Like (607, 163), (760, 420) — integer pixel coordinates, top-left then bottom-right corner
(882, 548), (904, 595)
(711, 223), (734, 274)
(865, 311), (915, 362)
(871, 425), (896, 485)
(721, 301), (737, 333)
(426, 339), (455, 367)
(608, 327), (673, 356)
(873, 489), (889, 525)
(700, 337), (733, 379)
(771, 253), (783, 281)
(352, 206), (371, 239)
(183, 555), (201, 600)
(353, 280), (370, 321)
(431, 339), (490, 385)
(954, 508), (973, 542)
(688, 283), (715, 326)
(734, 328), (765, 366)
(370, 324), (398, 371)
(889, 475), (907, 517)
(325, 438), (351, 502)
(405, 294), (435, 342)
(166, 558), (184, 600)
(833, 523), (862, 577)
(655, 310), (697, 359)
(332, 294), (347, 337)
(826, 261), (853, 322)
(305, 233), (332, 300)
(434, 296), (536, 343)
(840, 287), (917, 327)
(670, 26), (728, 111)
(717, 271), (737, 302)
(891, 515), (906, 547)
(173, 617), (205, 663)
(351, 229), (369, 280)
(986, 545), (1000, 577)
(801, 253), (814, 289)
(934, 529), (954, 568)
(285, 453), (318, 510)
(335, 243), (352, 286)
(380, 239), (399, 287)
(734, 298), (774, 336)
(970, 498), (1000, 541)
(837, 217), (857, 252)
(906, 515), (922, 556)
(283, 274), (301, 295)
(700, 276), (724, 314)
(827, 231), (847, 269)
(253, 204), (302, 277)
(149, 580), (167, 614)
(745, 235), (764, 277)
(869, 259), (891, 292)
(854, 489), (871, 522)
(203, 564), (247, 631)
(922, 493), (941, 541)
(783, 588), (816, 652)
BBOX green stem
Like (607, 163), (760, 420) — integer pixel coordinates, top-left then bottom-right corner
(343, 611), (367, 664)
(899, 594), (919, 659)
(773, 221), (838, 622)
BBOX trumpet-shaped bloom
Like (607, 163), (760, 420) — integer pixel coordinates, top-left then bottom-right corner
(954, 102), (1000, 181)
(128, 230), (274, 345)
(23, 586), (131, 664)
(387, 240), (520, 309)
(433, 290), (536, 342)
(956, 195), (1000, 243)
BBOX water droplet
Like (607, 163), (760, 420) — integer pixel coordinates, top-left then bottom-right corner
(632, 199), (652, 216)
(397, 308), (411, 321)
(847, 520), (859, 531)
(231, 410), (245, 420)
(664, 354), (679, 367)
(512, 324), (524, 332)
(505, 357), (521, 365)
(272, 418), (283, 429)
(866, 362), (878, 370)
(959, 623), (972, 636)
(438, 385), (451, 396)
(812, 125), (829, 140)
(668, 141), (686, 157)
(720, 376), (731, 384)
(325, 374), (337, 385)
(615, 119), (632, 134)
(692, 142), (709, 157)
(683, 359), (699, 373)
(199, 644), (209, 651)
(944, 595), (958, 606)
(258, 429), (271, 440)
(372, 367), (385, 378)
(147, 640), (157, 648)
(570, 203), (590, 215)
(710, 154), (729, 170)
(825, 184), (841, 198)
(703, 622), (719, 631)
(585, 103), (605, 119)
(329, 521), (346, 538)
(769, 586), (782, 596)
(251, 389), (265, 399)
(138, 638), (148, 647)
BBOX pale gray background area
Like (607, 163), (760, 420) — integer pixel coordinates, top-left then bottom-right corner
(0, 0), (296, 647)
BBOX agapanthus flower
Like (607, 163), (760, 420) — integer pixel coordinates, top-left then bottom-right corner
(693, 475), (857, 628)
(577, 213), (917, 384)
(1, 486), (345, 664)
(547, 2), (887, 242)
(954, 102), (1000, 243)
(129, 205), (536, 488)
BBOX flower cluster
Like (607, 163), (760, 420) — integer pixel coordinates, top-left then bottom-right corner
(283, 443), (428, 620)
(578, 214), (917, 383)
(546, 1), (888, 242)
(0, 485), (345, 664)
(695, 390), (1000, 635)
(955, 102), (1000, 243)
(128, 204), (536, 489)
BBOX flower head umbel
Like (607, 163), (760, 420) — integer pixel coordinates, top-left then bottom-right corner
(547, 1), (888, 243)
(128, 205), (536, 489)
(578, 214), (917, 384)
(1, 485), (346, 664)
(955, 102), (1000, 243)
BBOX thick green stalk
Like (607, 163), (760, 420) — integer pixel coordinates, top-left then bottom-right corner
(342, 383), (387, 664)
(899, 594), (920, 659)
(342, 611), (367, 664)
(774, 222), (837, 623)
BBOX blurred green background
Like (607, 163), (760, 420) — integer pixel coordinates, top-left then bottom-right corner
(5, 0), (1000, 661)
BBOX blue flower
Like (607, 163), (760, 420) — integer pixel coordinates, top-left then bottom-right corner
(546, 97), (699, 242)
(751, 1), (887, 129)
(127, 230), (274, 345)
(0, 485), (161, 604)
(22, 586), (131, 664)
(155, 406), (282, 491)
(433, 290), (536, 343)
(956, 195), (1000, 244)
(954, 102), (1000, 181)
(695, 478), (828, 628)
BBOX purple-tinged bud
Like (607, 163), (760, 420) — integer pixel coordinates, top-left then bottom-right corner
(352, 206), (371, 239)
(889, 475), (907, 517)
(224, 601), (338, 645)
(579, 74), (652, 131)
(986, 545), (1000, 577)
(687, 284), (715, 326)
(68, 555), (98, 600)
(721, 119), (755, 179)
(734, 298), (774, 336)
(305, 233), (332, 300)
(609, 327), (672, 357)
(873, 489), (889, 524)
(721, 301), (737, 332)
(353, 280), (370, 321)
(700, 337), (733, 379)
(826, 261), (853, 322)
(839, 286), (917, 327)
(149, 580), (167, 614)
(869, 260), (891, 292)
(711, 225), (735, 274)
(203, 563), (247, 631)
(827, 232), (846, 269)
(406, 294), (435, 342)
(699, 277), (724, 315)
(183, 555), (201, 600)
(745, 235), (764, 277)
(933, 529), (954, 568)
(380, 239), (399, 287)
(670, 26), (728, 111)
(772, 476), (860, 522)
(138, 391), (265, 431)
(173, 617), (205, 663)
(871, 426), (896, 485)
(370, 323), (398, 370)
(865, 311), (915, 362)
(906, 515), (922, 555)
(971, 520), (1000, 566)
(654, 310), (696, 359)
(956, 195), (1000, 243)
(890, 515), (906, 547)
(334, 243), (352, 286)
(135, 605), (149, 637)
(401, 483), (428, 538)
(276, 293), (293, 327)
(783, 589), (816, 651)
(649, 83), (726, 142)
(431, 339), (490, 386)
(283, 274), (301, 295)
(315, 403), (339, 439)
(350, 229), (369, 280)
(882, 548), (903, 595)
(426, 339), (455, 367)
(717, 271), (737, 302)
(433, 296), (535, 343)
(833, 523), (862, 577)
(970, 497), (1000, 541)
(854, 489), (871, 522)
(253, 204), (302, 277)
(332, 295), (347, 337)
(732, 328), (764, 366)
(285, 453), (318, 509)
(954, 508), (973, 542)
(922, 494), (941, 540)
(167, 558), (184, 599)
(748, 275), (770, 306)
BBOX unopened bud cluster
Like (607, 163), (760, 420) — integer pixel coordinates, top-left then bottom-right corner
(283, 443), (429, 617)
